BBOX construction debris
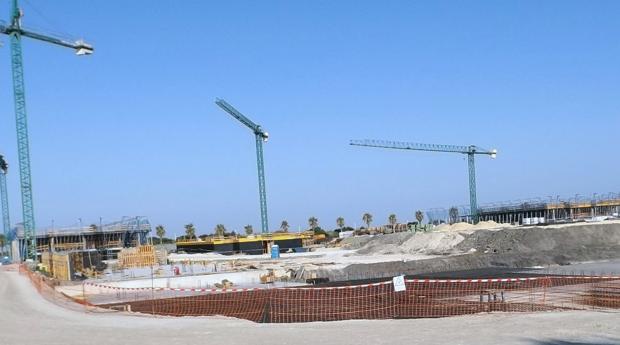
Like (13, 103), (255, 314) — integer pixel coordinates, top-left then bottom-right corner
(213, 279), (234, 289)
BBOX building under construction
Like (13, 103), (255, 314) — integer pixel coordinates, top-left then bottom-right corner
(426, 193), (620, 225)
(477, 195), (620, 225)
(14, 216), (151, 262)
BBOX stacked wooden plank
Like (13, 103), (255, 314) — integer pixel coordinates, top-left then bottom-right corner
(40, 251), (53, 274)
(118, 245), (156, 268)
(51, 253), (72, 281)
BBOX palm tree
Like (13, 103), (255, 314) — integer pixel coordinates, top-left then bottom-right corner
(415, 210), (424, 224)
(244, 225), (253, 235)
(155, 225), (166, 244)
(184, 223), (196, 240)
(280, 220), (289, 232)
(388, 214), (397, 228)
(336, 217), (345, 230)
(215, 224), (226, 237)
(362, 213), (373, 229)
(308, 217), (318, 229)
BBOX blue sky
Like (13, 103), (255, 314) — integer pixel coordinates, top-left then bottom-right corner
(0, 1), (618, 237)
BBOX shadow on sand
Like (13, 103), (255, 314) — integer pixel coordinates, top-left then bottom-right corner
(529, 338), (620, 345)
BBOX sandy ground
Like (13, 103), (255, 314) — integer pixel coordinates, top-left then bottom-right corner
(1, 269), (619, 345)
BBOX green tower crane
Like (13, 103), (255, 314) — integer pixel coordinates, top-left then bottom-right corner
(0, 0), (93, 260)
(215, 98), (269, 233)
(0, 154), (10, 259)
(350, 139), (497, 223)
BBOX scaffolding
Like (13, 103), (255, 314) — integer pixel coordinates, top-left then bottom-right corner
(14, 216), (151, 261)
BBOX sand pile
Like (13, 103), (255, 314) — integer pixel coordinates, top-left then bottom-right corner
(434, 220), (512, 233)
(350, 221), (515, 256)
(324, 222), (620, 282)
(400, 232), (465, 255)
(353, 233), (414, 254)
(434, 222), (474, 232)
(354, 231), (465, 256)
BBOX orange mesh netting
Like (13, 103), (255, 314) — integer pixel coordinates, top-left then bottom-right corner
(77, 275), (620, 323)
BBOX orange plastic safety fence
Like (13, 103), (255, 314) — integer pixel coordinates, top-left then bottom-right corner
(16, 265), (620, 323)
(18, 264), (91, 309)
(79, 276), (620, 323)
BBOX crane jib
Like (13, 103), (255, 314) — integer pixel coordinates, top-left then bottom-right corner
(350, 139), (497, 224)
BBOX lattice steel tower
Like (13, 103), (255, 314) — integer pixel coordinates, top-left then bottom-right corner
(0, 0), (93, 260)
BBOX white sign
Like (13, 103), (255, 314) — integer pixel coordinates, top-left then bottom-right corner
(393, 275), (406, 292)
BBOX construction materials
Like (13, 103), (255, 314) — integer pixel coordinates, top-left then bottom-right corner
(350, 139), (497, 223)
(215, 99), (270, 233)
(118, 245), (156, 268)
(0, 155), (10, 259)
(0, 0), (93, 260)
(46, 250), (103, 281)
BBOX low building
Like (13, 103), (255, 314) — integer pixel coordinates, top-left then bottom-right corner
(176, 232), (316, 255)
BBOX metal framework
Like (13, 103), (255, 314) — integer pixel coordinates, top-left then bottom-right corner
(350, 139), (497, 222)
(215, 98), (269, 233)
(0, 155), (10, 258)
(0, 0), (93, 260)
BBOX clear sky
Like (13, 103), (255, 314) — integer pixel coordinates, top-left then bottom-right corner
(0, 1), (618, 237)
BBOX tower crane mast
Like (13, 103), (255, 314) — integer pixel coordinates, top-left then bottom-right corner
(0, 0), (93, 260)
(215, 98), (269, 233)
(350, 139), (497, 222)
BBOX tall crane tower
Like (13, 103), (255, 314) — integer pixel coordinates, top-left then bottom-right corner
(0, 154), (10, 259)
(215, 98), (270, 233)
(350, 139), (497, 222)
(0, 0), (93, 260)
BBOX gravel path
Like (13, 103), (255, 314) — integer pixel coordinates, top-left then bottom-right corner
(1, 268), (619, 345)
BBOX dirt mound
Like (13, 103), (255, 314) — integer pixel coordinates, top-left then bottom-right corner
(434, 220), (512, 233)
(355, 232), (465, 256)
(322, 222), (620, 281)
(456, 222), (620, 262)
(340, 234), (390, 250)
(350, 221), (514, 256)
(354, 233), (414, 254)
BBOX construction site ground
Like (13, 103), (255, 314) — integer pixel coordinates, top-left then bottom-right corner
(1, 268), (619, 345)
(66, 220), (620, 293)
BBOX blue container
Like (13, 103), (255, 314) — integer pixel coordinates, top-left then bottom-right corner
(271, 244), (280, 259)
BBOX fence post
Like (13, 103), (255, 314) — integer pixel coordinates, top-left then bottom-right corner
(151, 264), (155, 316)
(82, 282), (87, 312)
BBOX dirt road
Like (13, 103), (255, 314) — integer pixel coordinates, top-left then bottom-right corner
(0, 269), (618, 345)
